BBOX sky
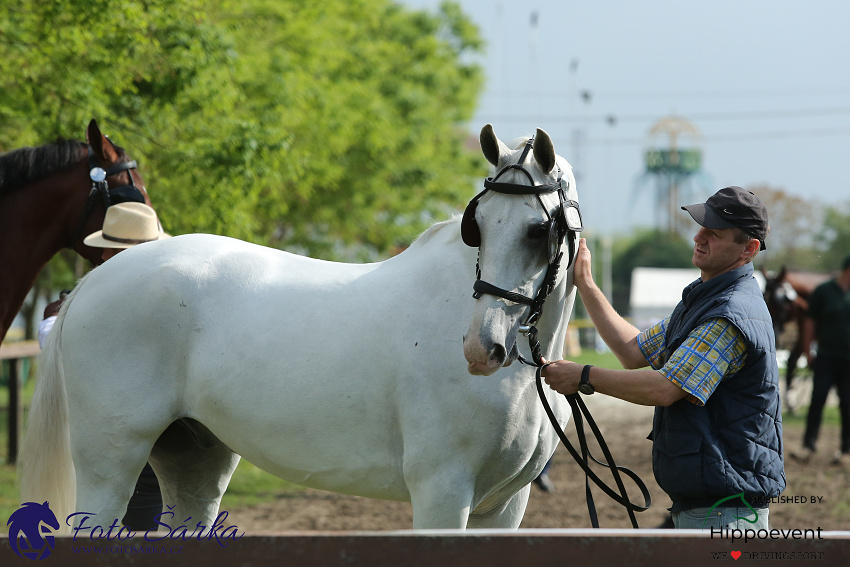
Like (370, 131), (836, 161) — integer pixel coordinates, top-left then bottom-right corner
(399, 0), (850, 236)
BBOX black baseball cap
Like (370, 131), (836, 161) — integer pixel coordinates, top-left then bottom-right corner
(682, 186), (769, 250)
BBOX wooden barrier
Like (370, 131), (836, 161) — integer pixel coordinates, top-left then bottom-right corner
(0, 340), (40, 464)
(2, 529), (849, 566)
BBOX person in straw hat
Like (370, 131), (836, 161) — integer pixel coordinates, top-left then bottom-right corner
(38, 202), (168, 344)
(82, 200), (170, 262)
(38, 201), (169, 530)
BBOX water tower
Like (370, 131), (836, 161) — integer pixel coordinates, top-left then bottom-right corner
(641, 116), (705, 235)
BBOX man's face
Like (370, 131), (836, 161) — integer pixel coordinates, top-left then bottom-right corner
(101, 247), (124, 262)
(691, 226), (752, 281)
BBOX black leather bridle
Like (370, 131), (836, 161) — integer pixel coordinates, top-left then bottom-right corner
(69, 146), (146, 250)
(461, 138), (582, 363)
(462, 139), (651, 528)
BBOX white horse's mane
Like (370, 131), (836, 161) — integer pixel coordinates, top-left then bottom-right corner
(408, 215), (462, 248)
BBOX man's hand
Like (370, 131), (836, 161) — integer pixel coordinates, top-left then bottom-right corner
(540, 358), (583, 396)
(572, 238), (594, 292)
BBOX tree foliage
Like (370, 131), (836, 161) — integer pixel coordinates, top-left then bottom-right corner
(815, 201), (850, 272)
(609, 229), (695, 314)
(0, 0), (484, 260)
(750, 184), (822, 271)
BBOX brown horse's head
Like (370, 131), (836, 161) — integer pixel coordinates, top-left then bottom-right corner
(72, 119), (154, 265)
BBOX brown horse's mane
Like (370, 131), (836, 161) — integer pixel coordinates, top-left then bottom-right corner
(0, 139), (88, 197)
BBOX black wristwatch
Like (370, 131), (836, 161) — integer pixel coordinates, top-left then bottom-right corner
(578, 364), (595, 395)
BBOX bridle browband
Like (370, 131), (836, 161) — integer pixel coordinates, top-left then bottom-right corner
(463, 138), (651, 528)
(69, 145), (146, 249)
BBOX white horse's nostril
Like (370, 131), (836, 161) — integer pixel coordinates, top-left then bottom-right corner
(489, 344), (507, 365)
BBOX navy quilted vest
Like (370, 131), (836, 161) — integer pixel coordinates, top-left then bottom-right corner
(651, 264), (786, 512)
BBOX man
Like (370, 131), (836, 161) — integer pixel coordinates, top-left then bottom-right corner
(794, 255), (850, 465)
(542, 186), (785, 529)
(38, 201), (169, 531)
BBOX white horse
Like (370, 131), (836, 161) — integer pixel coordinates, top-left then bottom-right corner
(19, 125), (578, 531)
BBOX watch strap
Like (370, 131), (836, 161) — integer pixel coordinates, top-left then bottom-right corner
(580, 364), (594, 386)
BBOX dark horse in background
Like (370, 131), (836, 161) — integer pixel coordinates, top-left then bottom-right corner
(0, 119), (153, 343)
(763, 267), (830, 412)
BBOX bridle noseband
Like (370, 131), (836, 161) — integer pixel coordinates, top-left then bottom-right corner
(69, 146), (146, 249)
(462, 137), (583, 365)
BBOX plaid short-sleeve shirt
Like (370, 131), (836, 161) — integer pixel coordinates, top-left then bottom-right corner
(637, 316), (748, 406)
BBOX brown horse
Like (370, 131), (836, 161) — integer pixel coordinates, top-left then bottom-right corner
(763, 267), (831, 411)
(0, 119), (153, 343)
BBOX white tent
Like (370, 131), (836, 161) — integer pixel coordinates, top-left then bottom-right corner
(630, 267), (699, 330)
(629, 267), (766, 330)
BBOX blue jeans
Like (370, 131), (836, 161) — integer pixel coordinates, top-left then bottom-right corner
(672, 506), (770, 530)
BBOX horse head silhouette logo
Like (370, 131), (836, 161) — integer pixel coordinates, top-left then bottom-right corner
(702, 492), (759, 528)
(7, 501), (60, 560)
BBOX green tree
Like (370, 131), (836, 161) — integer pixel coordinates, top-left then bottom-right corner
(751, 184), (822, 272)
(610, 229), (695, 314)
(1, 0), (484, 339)
(1, 0), (483, 258)
(815, 201), (850, 272)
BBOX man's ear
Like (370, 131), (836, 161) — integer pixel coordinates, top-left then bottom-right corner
(744, 238), (760, 260)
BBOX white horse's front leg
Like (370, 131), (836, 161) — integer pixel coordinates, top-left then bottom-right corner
(406, 467), (474, 529)
(467, 484), (530, 529)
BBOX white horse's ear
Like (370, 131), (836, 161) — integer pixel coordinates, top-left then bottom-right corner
(480, 124), (510, 166)
(533, 128), (556, 174)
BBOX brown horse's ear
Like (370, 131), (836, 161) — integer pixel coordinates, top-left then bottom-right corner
(533, 128), (556, 174)
(86, 119), (119, 164)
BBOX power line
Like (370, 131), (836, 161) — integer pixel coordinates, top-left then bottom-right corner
(580, 125), (850, 146)
(488, 87), (850, 101)
(479, 106), (850, 125)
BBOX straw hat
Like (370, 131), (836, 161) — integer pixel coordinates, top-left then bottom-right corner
(83, 202), (169, 249)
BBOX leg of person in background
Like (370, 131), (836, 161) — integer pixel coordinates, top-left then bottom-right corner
(533, 456), (555, 492)
(122, 464), (163, 530)
(794, 357), (836, 463)
(832, 359), (850, 465)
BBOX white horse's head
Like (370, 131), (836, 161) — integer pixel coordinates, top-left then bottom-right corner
(462, 124), (580, 376)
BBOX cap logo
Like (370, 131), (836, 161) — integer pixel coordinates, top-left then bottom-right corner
(722, 208), (734, 214)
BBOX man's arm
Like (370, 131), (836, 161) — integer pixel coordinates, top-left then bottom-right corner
(572, 238), (648, 369)
(544, 318), (746, 409)
(541, 362), (687, 406)
(802, 316), (816, 367)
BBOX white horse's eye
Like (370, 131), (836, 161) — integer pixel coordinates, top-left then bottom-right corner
(527, 223), (549, 239)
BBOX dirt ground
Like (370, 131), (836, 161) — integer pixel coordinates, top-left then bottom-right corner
(227, 390), (850, 532)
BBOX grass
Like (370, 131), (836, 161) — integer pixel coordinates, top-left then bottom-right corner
(566, 348), (622, 368)
(220, 461), (305, 511)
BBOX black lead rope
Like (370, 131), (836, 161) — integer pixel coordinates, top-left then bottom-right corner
(516, 330), (651, 528)
(533, 363), (652, 528)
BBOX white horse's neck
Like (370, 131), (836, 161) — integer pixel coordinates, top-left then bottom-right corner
(537, 268), (577, 362)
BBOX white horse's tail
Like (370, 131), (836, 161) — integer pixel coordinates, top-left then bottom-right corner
(18, 292), (77, 532)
